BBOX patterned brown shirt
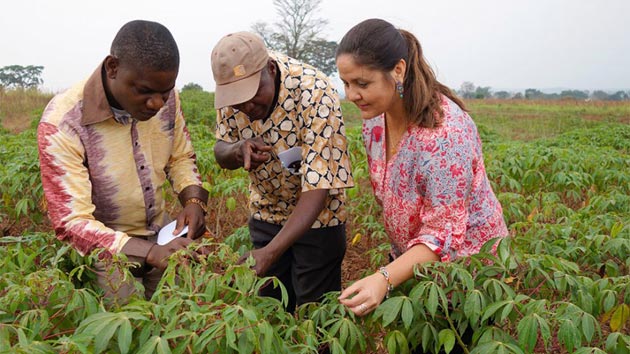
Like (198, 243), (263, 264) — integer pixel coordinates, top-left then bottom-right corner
(216, 52), (354, 228)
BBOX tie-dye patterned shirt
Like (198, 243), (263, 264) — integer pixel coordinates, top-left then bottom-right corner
(362, 96), (508, 261)
(38, 64), (203, 256)
(216, 52), (354, 228)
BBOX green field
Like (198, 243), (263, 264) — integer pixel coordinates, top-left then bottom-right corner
(1, 89), (629, 353)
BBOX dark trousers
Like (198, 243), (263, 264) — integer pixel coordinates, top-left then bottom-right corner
(249, 218), (346, 313)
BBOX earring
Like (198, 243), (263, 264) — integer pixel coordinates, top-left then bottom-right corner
(396, 81), (404, 99)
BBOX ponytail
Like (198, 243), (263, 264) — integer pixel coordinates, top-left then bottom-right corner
(399, 30), (467, 128)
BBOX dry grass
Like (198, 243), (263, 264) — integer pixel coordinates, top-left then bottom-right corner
(465, 98), (630, 141)
(0, 88), (53, 133)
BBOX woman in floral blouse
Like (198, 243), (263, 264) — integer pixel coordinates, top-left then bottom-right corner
(336, 18), (508, 317)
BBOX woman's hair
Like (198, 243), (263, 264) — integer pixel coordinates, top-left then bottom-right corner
(336, 18), (466, 128)
(110, 20), (179, 72)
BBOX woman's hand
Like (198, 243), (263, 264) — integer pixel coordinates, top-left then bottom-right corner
(338, 272), (390, 316)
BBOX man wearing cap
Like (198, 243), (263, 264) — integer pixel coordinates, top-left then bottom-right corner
(38, 20), (209, 302)
(211, 32), (354, 312)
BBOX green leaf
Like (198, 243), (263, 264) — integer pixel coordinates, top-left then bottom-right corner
(136, 336), (159, 354)
(497, 237), (511, 265)
(610, 222), (624, 238)
(426, 284), (439, 317)
(237, 331), (255, 354)
(601, 290), (617, 313)
(401, 298), (413, 330)
(386, 332), (397, 354)
(517, 315), (537, 351)
(464, 290), (484, 325)
(225, 323), (237, 350)
(469, 341), (499, 354)
(500, 302), (514, 322)
(581, 313), (597, 343)
(118, 319), (132, 354)
(482, 300), (510, 322)
(162, 329), (193, 340)
(504, 342), (526, 354)
(156, 336), (172, 354)
(535, 313), (551, 346)
(241, 307), (258, 322)
(380, 297), (404, 327)
(226, 197), (237, 211)
(260, 322), (273, 354)
(558, 319), (579, 353)
(420, 323), (434, 353)
(385, 330), (407, 354)
(605, 332), (630, 354)
(339, 320), (349, 347)
(438, 329), (456, 354)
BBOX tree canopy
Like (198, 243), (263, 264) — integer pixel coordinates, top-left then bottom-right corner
(251, 0), (337, 76)
(0, 65), (44, 89)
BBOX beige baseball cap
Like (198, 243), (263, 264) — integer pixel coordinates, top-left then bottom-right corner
(211, 32), (269, 108)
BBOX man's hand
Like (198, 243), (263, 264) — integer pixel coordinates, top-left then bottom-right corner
(214, 138), (272, 171)
(237, 246), (278, 276)
(173, 202), (206, 239)
(237, 189), (328, 277)
(239, 137), (272, 171)
(146, 237), (193, 270)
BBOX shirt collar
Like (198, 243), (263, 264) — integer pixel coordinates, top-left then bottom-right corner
(269, 51), (289, 109)
(81, 61), (115, 126)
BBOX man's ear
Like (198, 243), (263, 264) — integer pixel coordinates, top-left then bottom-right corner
(267, 58), (276, 76)
(104, 55), (120, 79)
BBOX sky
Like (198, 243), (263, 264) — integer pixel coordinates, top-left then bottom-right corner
(2, 0), (629, 94)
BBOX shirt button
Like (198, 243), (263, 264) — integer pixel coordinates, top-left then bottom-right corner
(145, 187), (150, 191)
(140, 166), (145, 170)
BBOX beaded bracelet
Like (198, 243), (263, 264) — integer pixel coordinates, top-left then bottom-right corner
(378, 266), (394, 298)
(185, 197), (208, 215)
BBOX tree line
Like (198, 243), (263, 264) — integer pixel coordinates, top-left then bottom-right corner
(458, 81), (630, 101)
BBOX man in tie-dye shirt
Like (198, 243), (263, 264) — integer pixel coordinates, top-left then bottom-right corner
(37, 20), (208, 300)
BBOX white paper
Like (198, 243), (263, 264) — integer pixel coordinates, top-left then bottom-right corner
(278, 147), (302, 174)
(157, 220), (189, 245)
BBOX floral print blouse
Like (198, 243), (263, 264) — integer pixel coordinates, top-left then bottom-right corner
(362, 96), (508, 262)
